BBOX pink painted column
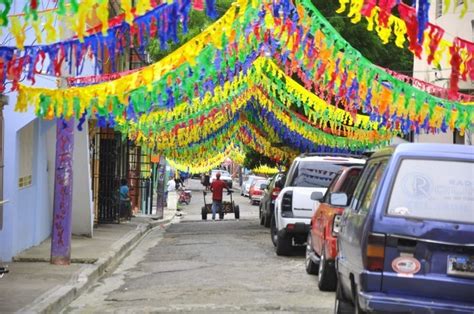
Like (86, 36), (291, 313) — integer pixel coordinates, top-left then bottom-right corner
(51, 118), (75, 265)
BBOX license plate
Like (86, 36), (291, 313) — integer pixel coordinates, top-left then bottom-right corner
(447, 255), (474, 278)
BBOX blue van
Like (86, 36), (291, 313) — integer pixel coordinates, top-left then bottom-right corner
(335, 143), (474, 313)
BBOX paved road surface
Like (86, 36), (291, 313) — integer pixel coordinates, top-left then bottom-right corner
(64, 179), (335, 313)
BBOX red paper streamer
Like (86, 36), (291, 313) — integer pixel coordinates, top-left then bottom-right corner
(361, 0), (377, 16)
(398, 3), (422, 58)
(193, 0), (204, 11)
(378, 0), (396, 27)
(426, 23), (444, 65)
(449, 39), (462, 100)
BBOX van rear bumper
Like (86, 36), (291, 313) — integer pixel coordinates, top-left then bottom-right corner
(359, 291), (474, 313)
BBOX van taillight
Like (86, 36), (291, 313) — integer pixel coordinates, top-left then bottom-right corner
(271, 187), (281, 200)
(365, 233), (386, 272)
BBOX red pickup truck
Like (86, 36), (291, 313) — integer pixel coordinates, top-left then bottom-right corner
(305, 165), (363, 291)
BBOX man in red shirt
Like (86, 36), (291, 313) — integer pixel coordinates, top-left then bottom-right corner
(210, 172), (230, 220)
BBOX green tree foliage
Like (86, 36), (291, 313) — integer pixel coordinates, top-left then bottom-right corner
(242, 147), (279, 170)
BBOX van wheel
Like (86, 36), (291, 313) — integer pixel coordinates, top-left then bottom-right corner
(259, 206), (265, 225)
(318, 247), (337, 291)
(305, 234), (319, 275)
(334, 280), (353, 314)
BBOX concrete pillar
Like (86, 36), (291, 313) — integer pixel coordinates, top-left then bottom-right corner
(50, 118), (75, 265)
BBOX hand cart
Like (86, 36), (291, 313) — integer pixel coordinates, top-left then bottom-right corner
(201, 190), (240, 220)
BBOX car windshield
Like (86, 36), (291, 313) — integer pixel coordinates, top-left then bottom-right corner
(387, 159), (474, 224)
(290, 161), (356, 188)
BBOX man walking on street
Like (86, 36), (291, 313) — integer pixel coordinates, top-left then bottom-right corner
(210, 172), (230, 220)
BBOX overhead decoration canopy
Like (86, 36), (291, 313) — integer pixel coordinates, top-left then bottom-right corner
(8, 0), (474, 172)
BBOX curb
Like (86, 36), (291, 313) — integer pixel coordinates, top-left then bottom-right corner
(18, 215), (176, 314)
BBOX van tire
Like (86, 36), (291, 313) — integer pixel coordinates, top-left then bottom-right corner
(318, 248), (337, 291)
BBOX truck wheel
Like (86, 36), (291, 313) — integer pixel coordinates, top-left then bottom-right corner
(264, 212), (271, 228)
(305, 234), (319, 275)
(318, 248), (337, 291)
(275, 233), (292, 256)
(201, 207), (207, 220)
(234, 205), (240, 219)
(270, 215), (278, 246)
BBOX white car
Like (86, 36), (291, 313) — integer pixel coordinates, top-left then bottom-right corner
(210, 170), (233, 188)
(271, 154), (366, 256)
(242, 175), (265, 197)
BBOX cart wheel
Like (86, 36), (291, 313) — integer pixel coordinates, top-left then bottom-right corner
(234, 205), (240, 220)
(201, 206), (207, 220)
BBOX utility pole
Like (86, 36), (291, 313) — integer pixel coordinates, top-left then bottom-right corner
(51, 78), (75, 265)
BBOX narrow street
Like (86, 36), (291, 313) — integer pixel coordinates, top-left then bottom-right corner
(64, 179), (335, 313)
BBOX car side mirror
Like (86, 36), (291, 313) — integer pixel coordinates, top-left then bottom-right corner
(310, 191), (324, 201)
(330, 192), (348, 207)
(261, 183), (268, 190)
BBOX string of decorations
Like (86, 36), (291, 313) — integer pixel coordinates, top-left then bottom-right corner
(335, 0), (474, 97)
(0, 0), (217, 92)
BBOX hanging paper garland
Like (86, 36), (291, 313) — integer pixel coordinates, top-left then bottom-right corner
(0, 0), (219, 92)
(334, 0), (474, 96)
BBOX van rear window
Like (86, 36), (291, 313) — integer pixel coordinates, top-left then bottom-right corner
(387, 159), (474, 224)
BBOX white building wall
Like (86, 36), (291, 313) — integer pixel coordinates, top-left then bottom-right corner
(413, 1), (474, 144)
(0, 1), (95, 261)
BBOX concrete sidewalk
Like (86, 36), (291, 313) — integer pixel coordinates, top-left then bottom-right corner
(0, 209), (177, 314)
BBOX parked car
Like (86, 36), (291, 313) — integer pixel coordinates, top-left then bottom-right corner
(335, 143), (474, 313)
(305, 166), (363, 292)
(259, 172), (286, 228)
(242, 175), (265, 197)
(210, 169), (233, 188)
(249, 179), (268, 205)
(271, 153), (366, 256)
